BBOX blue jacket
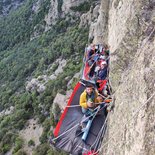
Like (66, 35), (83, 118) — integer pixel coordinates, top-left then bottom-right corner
(97, 67), (107, 80)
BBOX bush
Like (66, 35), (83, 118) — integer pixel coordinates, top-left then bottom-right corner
(50, 62), (59, 73)
(13, 137), (24, 154)
(28, 139), (35, 147)
(14, 149), (27, 155)
(0, 144), (11, 154)
(70, 2), (91, 13)
(33, 144), (68, 155)
(71, 77), (79, 89)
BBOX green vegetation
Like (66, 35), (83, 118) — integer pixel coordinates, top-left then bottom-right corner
(0, 0), (50, 51)
(0, 0), (89, 154)
(49, 62), (59, 74)
(14, 149), (27, 155)
(70, 1), (91, 13)
(28, 139), (35, 147)
(0, 132), (17, 153)
(33, 143), (68, 155)
(13, 137), (24, 154)
(71, 77), (80, 89)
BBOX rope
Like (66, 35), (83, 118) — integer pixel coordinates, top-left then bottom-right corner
(66, 105), (81, 108)
(93, 114), (109, 154)
(95, 91), (155, 154)
(66, 100), (110, 108)
(68, 104), (109, 154)
(52, 103), (107, 142)
(97, 114), (109, 149)
(78, 106), (108, 140)
(90, 112), (109, 151)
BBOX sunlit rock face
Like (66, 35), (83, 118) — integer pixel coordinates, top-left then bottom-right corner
(90, 0), (155, 154)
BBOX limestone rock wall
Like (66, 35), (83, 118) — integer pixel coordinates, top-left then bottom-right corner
(104, 36), (155, 155)
(90, 0), (155, 154)
(89, 0), (109, 44)
(44, 0), (59, 28)
(79, 4), (100, 28)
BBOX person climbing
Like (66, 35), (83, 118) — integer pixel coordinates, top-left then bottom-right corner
(79, 83), (99, 114)
(97, 61), (107, 80)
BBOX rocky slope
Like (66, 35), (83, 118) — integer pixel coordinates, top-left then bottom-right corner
(0, 0), (25, 16)
(88, 0), (155, 154)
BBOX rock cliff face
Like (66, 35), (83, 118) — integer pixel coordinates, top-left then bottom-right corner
(44, 0), (59, 28)
(89, 0), (109, 44)
(89, 0), (155, 154)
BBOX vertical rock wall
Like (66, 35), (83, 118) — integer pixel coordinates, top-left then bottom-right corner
(90, 0), (155, 154)
(89, 0), (109, 44)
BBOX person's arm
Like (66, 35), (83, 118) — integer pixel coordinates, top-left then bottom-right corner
(80, 93), (95, 108)
(94, 91), (99, 104)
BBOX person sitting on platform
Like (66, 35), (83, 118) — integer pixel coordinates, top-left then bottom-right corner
(79, 83), (99, 115)
(97, 61), (108, 80)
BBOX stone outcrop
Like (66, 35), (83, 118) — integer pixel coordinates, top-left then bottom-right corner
(89, 0), (109, 44)
(44, 0), (90, 30)
(19, 119), (43, 155)
(0, 106), (14, 117)
(67, 71), (80, 88)
(79, 4), (100, 28)
(32, 0), (41, 13)
(53, 93), (66, 110)
(53, 89), (73, 110)
(52, 89), (73, 121)
(90, 0), (155, 154)
(26, 58), (67, 93)
(44, 0), (59, 30)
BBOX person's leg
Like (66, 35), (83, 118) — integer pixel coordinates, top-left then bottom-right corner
(81, 108), (89, 129)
